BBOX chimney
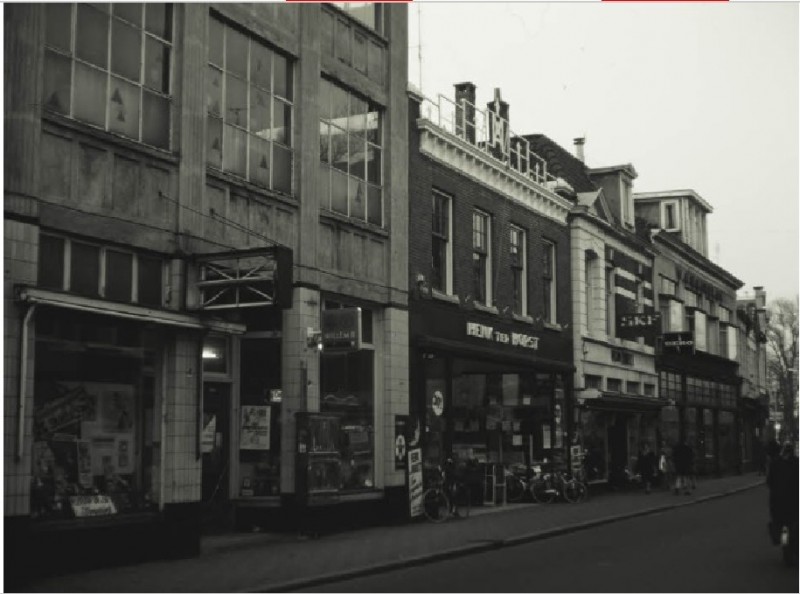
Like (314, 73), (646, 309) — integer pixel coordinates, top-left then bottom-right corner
(454, 82), (476, 144)
(574, 137), (585, 162)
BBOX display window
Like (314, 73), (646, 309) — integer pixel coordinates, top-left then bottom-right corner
(320, 350), (375, 490)
(237, 338), (282, 497)
(580, 410), (608, 482)
(31, 308), (160, 520)
(718, 411), (736, 472)
(660, 404), (680, 448)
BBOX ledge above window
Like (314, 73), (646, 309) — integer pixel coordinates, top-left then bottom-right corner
(543, 321), (562, 332)
(512, 313), (534, 325)
(473, 302), (499, 315)
(431, 289), (459, 305)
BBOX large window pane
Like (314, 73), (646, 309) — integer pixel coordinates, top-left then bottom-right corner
(273, 53), (291, 100)
(70, 242), (100, 297)
(45, 4), (72, 52)
(331, 84), (349, 121)
(366, 106), (381, 145)
(142, 90), (170, 149)
(144, 37), (170, 93)
(223, 124), (247, 177)
(111, 19), (141, 81)
(225, 74), (248, 128)
(106, 250), (133, 302)
(114, 3), (143, 26)
(38, 235), (65, 290)
(76, 4), (109, 69)
(367, 185), (382, 226)
(350, 179), (365, 220)
(208, 17), (224, 66)
(319, 166), (331, 210)
(137, 256), (163, 306)
(319, 122), (331, 164)
(207, 66), (222, 116)
(108, 76), (141, 139)
(250, 43), (272, 90)
(273, 99), (291, 145)
(249, 87), (270, 135)
(207, 116), (222, 168)
(145, 3), (172, 41)
(44, 51), (72, 115)
(331, 169), (348, 214)
(225, 28), (248, 78)
(330, 126), (348, 173)
(349, 137), (366, 180)
(366, 146), (381, 185)
(272, 144), (292, 194)
(74, 62), (107, 127)
(249, 134), (271, 188)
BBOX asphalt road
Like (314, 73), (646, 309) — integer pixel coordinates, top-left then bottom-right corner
(303, 487), (798, 593)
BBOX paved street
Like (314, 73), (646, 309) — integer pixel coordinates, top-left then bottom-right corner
(20, 474), (771, 593)
(306, 487), (798, 593)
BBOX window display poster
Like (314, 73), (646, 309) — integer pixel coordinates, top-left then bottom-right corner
(241, 405), (271, 450)
(408, 448), (424, 518)
(102, 388), (135, 433)
(202, 414), (217, 454)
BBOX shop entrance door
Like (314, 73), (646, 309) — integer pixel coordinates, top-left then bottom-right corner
(202, 383), (230, 507)
(607, 416), (628, 486)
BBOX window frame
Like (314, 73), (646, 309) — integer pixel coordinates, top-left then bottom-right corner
(509, 224), (527, 317)
(43, 3), (175, 150)
(661, 200), (679, 231)
(431, 190), (453, 294)
(472, 210), (492, 307)
(542, 240), (557, 324)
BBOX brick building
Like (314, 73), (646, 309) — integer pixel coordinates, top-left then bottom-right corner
(407, 83), (574, 503)
(4, 2), (408, 574)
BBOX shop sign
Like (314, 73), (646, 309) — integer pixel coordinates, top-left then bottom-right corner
(663, 331), (695, 354)
(465, 322), (539, 350)
(617, 313), (661, 340)
(69, 495), (118, 518)
(322, 308), (362, 352)
(431, 390), (444, 416)
(408, 448), (424, 518)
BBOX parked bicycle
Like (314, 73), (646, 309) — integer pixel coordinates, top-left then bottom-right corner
(422, 463), (471, 522)
(531, 470), (587, 504)
(505, 463), (534, 503)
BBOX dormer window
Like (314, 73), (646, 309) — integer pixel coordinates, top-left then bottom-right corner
(661, 200), (679, 231)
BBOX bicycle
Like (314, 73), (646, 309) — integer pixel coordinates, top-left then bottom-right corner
(505, 464), (533, 503)
(422, 465), (471, 522)
(531, 470), (586, 504)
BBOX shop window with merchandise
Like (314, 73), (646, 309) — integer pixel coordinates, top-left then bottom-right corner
(31, 308), (160, 521)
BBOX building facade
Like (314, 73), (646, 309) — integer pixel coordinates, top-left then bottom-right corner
(635, 191), (743, 475)
(407, 84), (574, 503)
(528, 136), (661, 486)
(4, 2), (408, 572)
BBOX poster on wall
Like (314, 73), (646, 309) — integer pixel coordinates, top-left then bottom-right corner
(101, 388), (135, 433)
(408, 448), (424, 518)
(394, 416), (408, 470)
(202, 415), (217, 454)
(240, 405), (271, 450)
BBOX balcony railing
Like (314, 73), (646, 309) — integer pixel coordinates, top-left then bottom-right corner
(419, 93), (559, 189)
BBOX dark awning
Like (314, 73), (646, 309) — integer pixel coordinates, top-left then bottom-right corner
(583, 393), (666, 413)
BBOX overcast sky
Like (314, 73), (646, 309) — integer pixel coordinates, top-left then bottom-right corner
(409, 3), (799, 302)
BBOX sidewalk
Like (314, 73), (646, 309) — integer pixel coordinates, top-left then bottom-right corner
(22, 473), (764, 593)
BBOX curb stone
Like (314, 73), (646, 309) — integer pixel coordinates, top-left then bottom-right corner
(252, 481), (762, 593)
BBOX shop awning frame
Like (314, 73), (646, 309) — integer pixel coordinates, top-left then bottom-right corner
(581, 392), (666, 413)
(15, 286), (247, 335)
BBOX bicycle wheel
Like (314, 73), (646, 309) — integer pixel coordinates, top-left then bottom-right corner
(506, 476), (525, 503)
(422, 488), (450, 522)
(531, 477), (556, 504)
(561, 479), (583, 503)
(451, 484), (471, 518)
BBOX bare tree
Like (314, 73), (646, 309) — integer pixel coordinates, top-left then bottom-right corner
(766, 298), (799, 440)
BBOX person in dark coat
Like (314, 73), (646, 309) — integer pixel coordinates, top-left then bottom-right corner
(672, 441), (693, 495)
(768, 442), (799, 532)
(635, 443), (658, 494)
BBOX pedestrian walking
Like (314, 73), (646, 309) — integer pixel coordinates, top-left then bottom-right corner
(635, 443), (657, 494)
(658, 445), (673, 491)
(672, 440), (693, 495)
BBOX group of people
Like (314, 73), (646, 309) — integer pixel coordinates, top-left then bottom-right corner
(635, 441), (696, 495)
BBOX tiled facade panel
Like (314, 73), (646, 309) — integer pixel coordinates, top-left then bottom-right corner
(408, 152), (572, 333)
(381, 307), (409, 487)
(163, 333), (202, 504)
(3, 220), (38, 516)
(317, 222), (388, 286)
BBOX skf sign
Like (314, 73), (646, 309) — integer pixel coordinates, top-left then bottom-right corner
(321, 308), (362, 352)
(617, 312), (661, 341)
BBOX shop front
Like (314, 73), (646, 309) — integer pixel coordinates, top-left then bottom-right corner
(410, 302), (573, 505)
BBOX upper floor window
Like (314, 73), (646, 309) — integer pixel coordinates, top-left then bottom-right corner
(472, 211), (492, 306)
(661, 200), (679, 231)
(43, 3), (173, 150)
(509, 225), (527, 316)
(207, 17), (294, 194)
(38, 233), (164, 307)
(319, 78), (383, 226)
(431, 191), (452, 294)
(542, 240), (556, 324)
(684, 289), (699, 309)
(321, 7), (384, 85)
(606, 266), (616, 336)
(659, 275), (677, 296)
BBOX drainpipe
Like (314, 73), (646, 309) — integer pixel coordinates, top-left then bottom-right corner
(17, 304), (37, 461)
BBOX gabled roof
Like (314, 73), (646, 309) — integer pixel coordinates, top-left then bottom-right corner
(524, 134), (597, 194)
(577, 189), (613, 223)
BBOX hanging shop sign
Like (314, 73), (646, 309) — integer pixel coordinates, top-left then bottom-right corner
(408, 448), (424, 518)
(322, 308), (362, 352)
(663, 331), (695, 355)
(617, 313), (661, 341)
(465, 321), (539, 350)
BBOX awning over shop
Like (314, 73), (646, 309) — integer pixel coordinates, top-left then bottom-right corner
(582, 392), (666, 413)
(16, 286), (247, 335)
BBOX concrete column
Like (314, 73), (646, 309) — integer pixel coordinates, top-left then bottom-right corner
(382, 307), (409, 487)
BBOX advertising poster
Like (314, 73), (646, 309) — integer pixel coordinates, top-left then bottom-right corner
(407, 448), (424, 518)
(202, 414), (217, 454)
(394, 416), (408, 470)
(240, 405), (271, 450)
(76, 440), (93, 489)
